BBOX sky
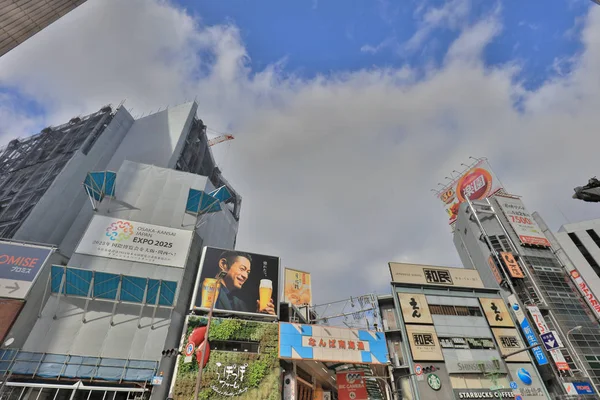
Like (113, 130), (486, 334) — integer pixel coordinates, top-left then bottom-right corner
(1, 0), (599, 306)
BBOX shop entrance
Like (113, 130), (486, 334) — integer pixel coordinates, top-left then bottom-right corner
(0, 382), (148, 400)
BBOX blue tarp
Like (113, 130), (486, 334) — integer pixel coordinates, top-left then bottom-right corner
(209, 185), (233, 203)
(83, 171), (116, 202)
(185, 188), (221, 215)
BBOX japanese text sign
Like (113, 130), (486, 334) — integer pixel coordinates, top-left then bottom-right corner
(75, 215), (193, 268)
(496, 196), (551, 247)
(479, 298), (514, 327)
(500, 252), (524, 279)
(570, 269), (600, 320)
(507, 295), (549, 366)
(279, 323), (388, 364)
(283, 268), (312, 306)
(405, 324), (444, 361)
(389, 263), (484, 289)
(488, 256), (504, 285)
(398, 293), (433, 324)
(438, 159), (504, 224)
(337, 371), (368, 400)
(491, 328), (529, 362)
(0, 241), (53, 299)
(527, 306), (569, 371)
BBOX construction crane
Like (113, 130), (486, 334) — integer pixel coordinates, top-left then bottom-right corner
(207, 134), (234, 147)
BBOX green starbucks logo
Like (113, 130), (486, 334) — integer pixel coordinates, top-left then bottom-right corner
(427, 374), (441, 391)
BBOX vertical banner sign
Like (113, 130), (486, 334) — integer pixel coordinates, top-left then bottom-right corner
(569, 269), (600, 320)
(487, 256), (504, 285)
(398, 293), (433, 324)
(337, 371), (368, 400)
(507, 295), (549, 366)
(500, 252), (525, 279)
(527, 306), (570, 371)
(438, 159), (504, 224)
(283, 268), (312, 306)
(496, 197), (551, 247)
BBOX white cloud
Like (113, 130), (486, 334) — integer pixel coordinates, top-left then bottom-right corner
(360, 36), (397, 54)
(1, 0), (600, 304)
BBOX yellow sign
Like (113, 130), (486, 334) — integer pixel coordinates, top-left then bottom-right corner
(491, 328), (529, 362)
(389, 263), (484, 289)
(479, 298), (514, 328)
(405, 325), (444, 361)
(399, 293), (433, 324)
(283, 268), (312, 306)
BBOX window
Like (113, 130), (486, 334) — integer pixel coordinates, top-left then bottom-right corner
(428, 304), (482, 316)
(568, 233), (600, 274)
(587, 230), (600, 249)
(210, 340), (260, 353)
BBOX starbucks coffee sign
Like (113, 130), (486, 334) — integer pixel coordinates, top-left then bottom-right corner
(445, 360), (507, 374)
(453, 389), (515, 399)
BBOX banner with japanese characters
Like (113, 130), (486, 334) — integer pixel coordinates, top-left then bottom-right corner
(405, 324), (444, 361)
(75, 215), (193, 268)
(438, 159), (504, 224)
(398, 293), (433, 324)
(496, 196), (551, 247)
(389, 263), (484, 289)
(279, 323), (388, 364)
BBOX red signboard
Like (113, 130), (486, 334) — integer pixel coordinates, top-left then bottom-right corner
(337, 371), (368, 400)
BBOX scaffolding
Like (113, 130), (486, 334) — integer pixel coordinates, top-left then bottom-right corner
(0, 106), (115, 239)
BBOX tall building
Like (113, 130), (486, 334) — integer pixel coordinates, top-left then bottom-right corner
(453, 193), (600, 398)
(0, 103), (241, 400)
(0, 0), (87, 57)
(378, 262), (552, 400)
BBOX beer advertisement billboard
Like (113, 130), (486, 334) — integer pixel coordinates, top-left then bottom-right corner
(496, 196), (552, 247)
(405, 325), (444, 361)
(283, 268), (312, 306)
(438, 159), (504, 224)
(398, 293), (433, 324)
(191, 247), (280, 319)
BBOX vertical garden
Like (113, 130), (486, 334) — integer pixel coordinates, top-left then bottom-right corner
(172, 316), (280, 400)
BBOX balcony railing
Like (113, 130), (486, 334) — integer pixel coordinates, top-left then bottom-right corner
(0, 350), (158, 383)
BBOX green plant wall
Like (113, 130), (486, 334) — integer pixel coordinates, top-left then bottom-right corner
(172, 316), (281, 400)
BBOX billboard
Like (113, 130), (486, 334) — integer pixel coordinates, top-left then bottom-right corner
(478, 298), (514, 328)
(75, 215), (193, 268)
(506, 363), (551, 400)
(191, 247), (280, 319)
(491, 328), (529, 362)
(0, 241), (53, 299)
(569, 269), (600, 319)
(527, 305), (569, 371)
(283, 268), (312, 306)
(500, 252), (524, 278)
(279, 323), (388, 364)
(389, 263), (484, 289)
(438, 159), (504, 224)
(337, 371), (368, 400)
(172, 316), (280, 399)
(398, 293), (433, 324)
(0, 298), (24, 342)
(405, 325), (444, 361)
(487, 256), (504, 285)
(496, 196), (551, 247)
(507, 295), (549, 366)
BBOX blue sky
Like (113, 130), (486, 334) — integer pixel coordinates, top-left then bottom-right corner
(1, 0), (599, 301)
(180, 0), (590, 89)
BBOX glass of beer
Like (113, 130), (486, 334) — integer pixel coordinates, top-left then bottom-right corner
(259, 279), (273, 310)
(201, 278), (220, 308)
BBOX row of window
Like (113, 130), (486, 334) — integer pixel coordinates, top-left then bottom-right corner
(428, 304), (483, 317)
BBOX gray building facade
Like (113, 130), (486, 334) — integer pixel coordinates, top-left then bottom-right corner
(0, 103), (240, 400)
(453, 195), (600, 398)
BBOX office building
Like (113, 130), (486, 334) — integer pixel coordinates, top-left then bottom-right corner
(550, 218), (600, 304)
(0, 103), (241, 400)
(379, 262), (551, 400)
(1, 0), (87, 57)
(453, 194), (600, 398)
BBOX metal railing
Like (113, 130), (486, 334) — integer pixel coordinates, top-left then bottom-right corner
(0, 350), (157, 383)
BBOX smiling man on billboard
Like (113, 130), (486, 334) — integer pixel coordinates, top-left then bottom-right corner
(214, 250), (276, 315)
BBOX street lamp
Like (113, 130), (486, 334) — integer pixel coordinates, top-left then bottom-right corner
(192, 270), (227, 400)
(567, 325), (582, 338)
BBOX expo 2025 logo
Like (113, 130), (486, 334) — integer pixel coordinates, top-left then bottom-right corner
(105, 220), (134, 242)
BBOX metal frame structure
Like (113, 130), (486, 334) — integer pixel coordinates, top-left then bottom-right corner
(0, 106), (114, 239)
